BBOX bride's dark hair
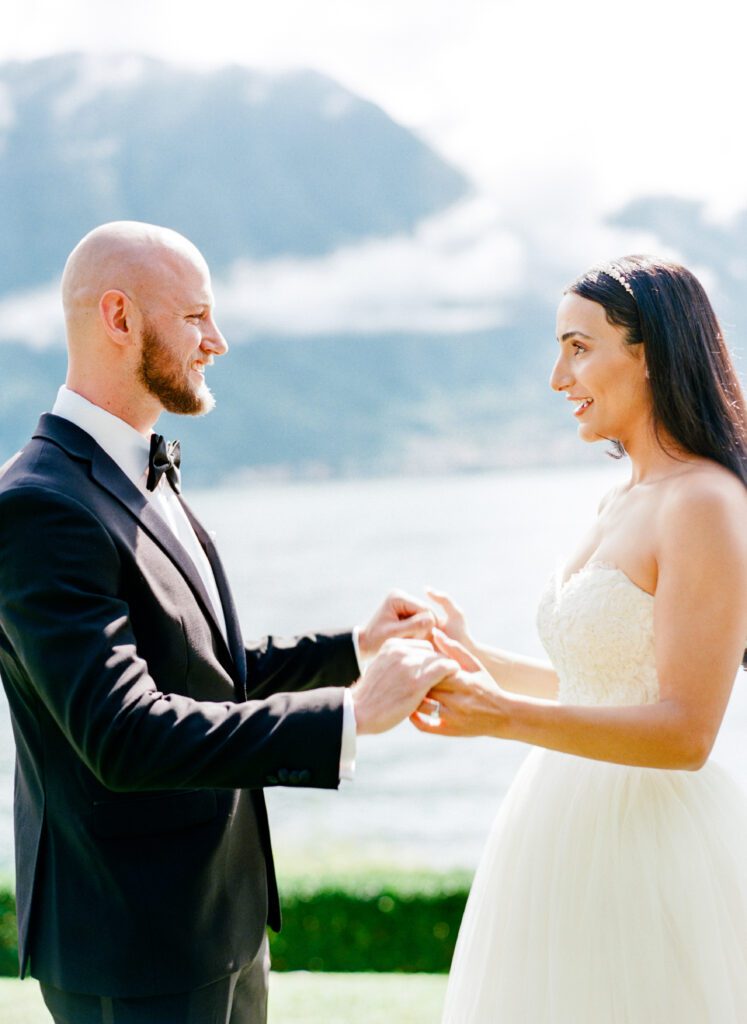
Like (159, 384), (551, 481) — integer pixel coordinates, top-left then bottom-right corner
(567, 255), (747, 667)
(566, 255), (747, 486)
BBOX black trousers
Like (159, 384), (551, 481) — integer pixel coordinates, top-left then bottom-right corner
(39, 936), (270, 1024)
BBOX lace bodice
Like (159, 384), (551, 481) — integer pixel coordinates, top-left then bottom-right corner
(536, 562), (660, 707)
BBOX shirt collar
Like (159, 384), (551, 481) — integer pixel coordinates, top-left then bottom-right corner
(51, 386), (152, 491)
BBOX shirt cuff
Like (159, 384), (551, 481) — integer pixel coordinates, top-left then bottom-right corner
(352, 625), (369, 675)
(339, 689), (357, 781)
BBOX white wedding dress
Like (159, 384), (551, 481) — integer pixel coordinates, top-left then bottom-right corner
(442, 562), (747, 1023)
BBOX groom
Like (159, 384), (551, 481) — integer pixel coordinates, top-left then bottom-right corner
(0, 221), (456, 1023)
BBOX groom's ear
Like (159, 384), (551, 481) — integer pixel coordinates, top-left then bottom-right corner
(100, 289), (134, 347)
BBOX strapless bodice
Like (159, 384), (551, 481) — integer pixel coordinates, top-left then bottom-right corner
(536, 561), (660, 706)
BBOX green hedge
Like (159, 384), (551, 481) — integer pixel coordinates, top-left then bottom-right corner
(0, 872), (471, 977)
(0, 890), (16, 978)
(269, 872), (469, 973)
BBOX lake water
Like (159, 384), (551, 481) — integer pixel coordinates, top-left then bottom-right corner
(2, 464), (747, 876)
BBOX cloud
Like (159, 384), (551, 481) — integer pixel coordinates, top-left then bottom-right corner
(493, 169), (685, 296)
(0, 198), (525, 345)
(5, 1), (747, 215)
(0, 281), (64, 348)
(216, 198), (527, 338)
(52, 53), (149, 119)
(212, 181), (692, 342)
(0, 189), (686, 349)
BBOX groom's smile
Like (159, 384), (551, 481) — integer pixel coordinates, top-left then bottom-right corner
(136, 257), (228, 418)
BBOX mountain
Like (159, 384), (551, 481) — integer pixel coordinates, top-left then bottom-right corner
(3, 55), (746, 483)
(0, 53), (469, 296)
(3, 322), (585, 485)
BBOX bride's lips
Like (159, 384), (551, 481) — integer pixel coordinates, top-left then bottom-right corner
(570, 398), (593, 417)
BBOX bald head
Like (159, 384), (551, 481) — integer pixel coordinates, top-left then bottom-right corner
(59, 221), (227, 434)
(61, 221), (209, 331)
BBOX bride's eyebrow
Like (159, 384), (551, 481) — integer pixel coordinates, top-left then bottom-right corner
(558, 331), (593, 343)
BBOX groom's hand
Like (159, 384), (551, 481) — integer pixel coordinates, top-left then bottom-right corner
(410, 629), (514, 738)
(351, 639), (460, 735)
(357, 590), (436, 659)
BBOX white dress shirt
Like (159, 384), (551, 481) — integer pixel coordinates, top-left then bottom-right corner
(52, 386), (228, 640)
(51, 386), (357, 779)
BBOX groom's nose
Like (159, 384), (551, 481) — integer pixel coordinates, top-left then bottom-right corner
(201, 314), (229, 357)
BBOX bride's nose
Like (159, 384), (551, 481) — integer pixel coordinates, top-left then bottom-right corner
(550, 352), (573, 392)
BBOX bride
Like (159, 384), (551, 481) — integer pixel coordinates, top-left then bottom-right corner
(415, 256), (747, 1022)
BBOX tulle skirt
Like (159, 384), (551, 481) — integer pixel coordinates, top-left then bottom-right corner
(442, 748), (747, 1023)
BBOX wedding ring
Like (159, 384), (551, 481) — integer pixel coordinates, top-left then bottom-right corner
(417, 698), (441, 727)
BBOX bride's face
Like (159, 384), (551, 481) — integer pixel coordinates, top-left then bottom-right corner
(551, 292), (650, 444)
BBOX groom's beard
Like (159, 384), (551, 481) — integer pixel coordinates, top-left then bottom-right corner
(137, 321), (216, 416)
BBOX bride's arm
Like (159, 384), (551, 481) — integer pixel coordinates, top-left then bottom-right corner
(416, 478), (747, 771)
(426, 589), (559, 699)
(464, 644), (558, 701)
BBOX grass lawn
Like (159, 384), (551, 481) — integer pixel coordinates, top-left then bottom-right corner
(0, 972), (448, 1023)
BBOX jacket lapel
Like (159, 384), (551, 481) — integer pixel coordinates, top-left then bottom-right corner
(34, 415), (236, 673)
(179, 498), (248, 699)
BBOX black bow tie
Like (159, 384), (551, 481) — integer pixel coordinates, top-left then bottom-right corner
(147, 434), (182, 494)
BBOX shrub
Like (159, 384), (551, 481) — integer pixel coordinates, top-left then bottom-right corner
(0, 871), (472, 977)
(0, 888), (17, 977)
(268, 884), (468, 972)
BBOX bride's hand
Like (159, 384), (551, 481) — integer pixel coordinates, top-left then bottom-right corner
(410, 629), (513, 738)
(426, 588), (474, 650)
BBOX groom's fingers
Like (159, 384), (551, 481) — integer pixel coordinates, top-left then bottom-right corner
(390, 638), (433, 650)
(389, 590), (432, 618)
(416, 654), (460, 689)
(385, 609), (436, 639)
(432, 628), (481, 672)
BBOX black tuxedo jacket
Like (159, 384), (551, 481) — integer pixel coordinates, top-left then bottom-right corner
(0, 414), (359, 997)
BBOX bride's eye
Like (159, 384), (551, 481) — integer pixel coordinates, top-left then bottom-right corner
(572, 342), (587, 356)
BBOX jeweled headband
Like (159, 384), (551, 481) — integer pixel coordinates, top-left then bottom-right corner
(601, 266), (634, 297)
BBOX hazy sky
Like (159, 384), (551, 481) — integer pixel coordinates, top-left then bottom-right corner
(0, 0), (743, 344)
(6, 0), (747, 219)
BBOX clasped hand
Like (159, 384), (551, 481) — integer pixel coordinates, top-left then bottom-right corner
(351, 590), (459, 735)
(410, 628), (512, 738)
(351, 589), (512, 738)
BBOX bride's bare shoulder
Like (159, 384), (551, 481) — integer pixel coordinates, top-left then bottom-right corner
(664, 460), (746, 502)
(658, 461), (747, 545)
